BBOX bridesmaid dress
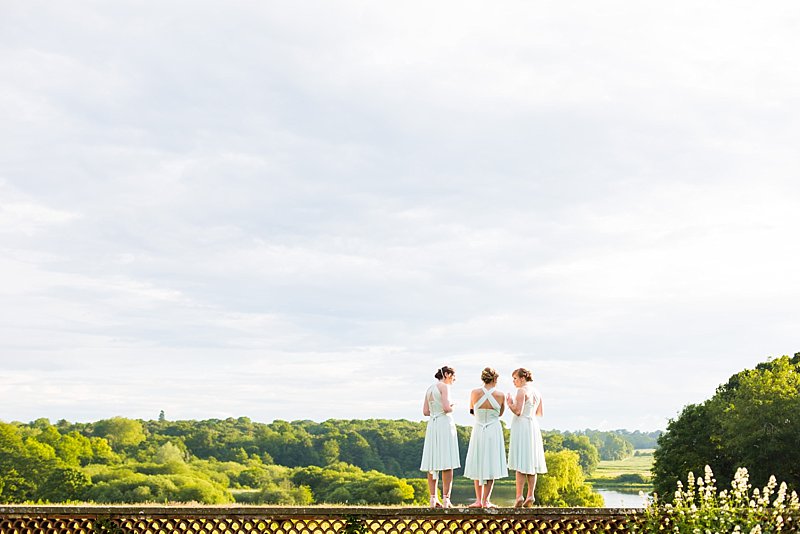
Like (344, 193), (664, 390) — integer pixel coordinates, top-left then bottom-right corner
(463, 387), (508, 483)
(420, 383), (461, 477)
(508, 384), (548, 474)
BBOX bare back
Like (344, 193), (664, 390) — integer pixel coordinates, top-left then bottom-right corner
(470, 387), (505, 415)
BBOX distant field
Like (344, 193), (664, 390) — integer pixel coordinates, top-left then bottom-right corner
(587, 449), (654, 490)
(592, 449), (654, 479)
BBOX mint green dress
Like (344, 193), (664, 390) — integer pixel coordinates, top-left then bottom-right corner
(420, 383), (461, 476)
(463, 387), (508, 484)
(508, 384), (548, 474)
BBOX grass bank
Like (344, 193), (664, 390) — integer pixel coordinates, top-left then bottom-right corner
(587, 449), (654, 493)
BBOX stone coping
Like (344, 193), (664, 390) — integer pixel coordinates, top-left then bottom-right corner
(0, 505), (641, 518)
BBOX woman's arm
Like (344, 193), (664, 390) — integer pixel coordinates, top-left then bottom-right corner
(422, 390), (430, 417)
(508, 388), (525, 416)
(438, 383), (454, 413)
(535, 397), (543, 417)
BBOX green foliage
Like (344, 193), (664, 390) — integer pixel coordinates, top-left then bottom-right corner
(615, 429), (661, 450)
(653, 353), (800, 498)
(536, 450), (604, 507)
(154, 442), (185, 464)
(598, 433), (634, 461)
(291, 463), (422, 505)
(83, 463), (233, 504)
(544, 432), (600, 475)
(38, 467), (90, 502)
(0, 422), (64, 502)
(636, 466), (800, 533)
(2, 414), (645, 505)
(652, 402), (722, 497)
(567, 430), (635, 461)
(92, 417), (146, 451)
(613, 473), (649, 484)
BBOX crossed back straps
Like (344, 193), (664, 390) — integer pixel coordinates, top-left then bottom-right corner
(475, 386), (501, 412)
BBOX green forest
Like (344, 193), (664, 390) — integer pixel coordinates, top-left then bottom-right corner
(0, 414), (656, 506)
(652, 352), (800, 499)
(4, 354), (797, 508)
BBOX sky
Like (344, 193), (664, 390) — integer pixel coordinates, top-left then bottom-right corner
(1, 2), (799, 432)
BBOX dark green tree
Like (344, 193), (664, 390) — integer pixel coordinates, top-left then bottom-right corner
(652, 353), (800, 499)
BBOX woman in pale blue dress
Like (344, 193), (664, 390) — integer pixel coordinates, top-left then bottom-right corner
(420, 366), (459, 508)
(463, 367), (508, 507)
(506, 367), (547, 507)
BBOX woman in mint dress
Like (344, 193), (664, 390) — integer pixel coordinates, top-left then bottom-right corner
(463, 367), (508, 507)
(506, 367), (547, 507)
(420, 366), (459, 508)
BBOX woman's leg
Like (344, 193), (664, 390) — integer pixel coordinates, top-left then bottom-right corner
(427, 472), (441, 507)
(441, 469), (453, 507)
(427, 472), (437, 496)
(514, 471), (525, 506)
(523, 474), (537, 506)
(468, 480), (482, 507)
(482, 479), (496, 507)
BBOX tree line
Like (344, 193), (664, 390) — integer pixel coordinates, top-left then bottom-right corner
(652, 352), (800, 499)
(0, 415), (647, 506)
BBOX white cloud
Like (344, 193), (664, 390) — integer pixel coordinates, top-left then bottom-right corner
(1, 1), (799, 430)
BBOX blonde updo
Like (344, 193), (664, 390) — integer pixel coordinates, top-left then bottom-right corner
(480, 367), (499, 384)
(513, 368), (533, 382)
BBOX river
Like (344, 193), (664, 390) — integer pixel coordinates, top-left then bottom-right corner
(449, 483), (647, 508)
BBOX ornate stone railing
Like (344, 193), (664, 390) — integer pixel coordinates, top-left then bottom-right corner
(0, 505), (641, 533)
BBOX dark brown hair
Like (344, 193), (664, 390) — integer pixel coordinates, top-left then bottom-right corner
(513, 368), (533, 382)
(435, 366), (455, 380)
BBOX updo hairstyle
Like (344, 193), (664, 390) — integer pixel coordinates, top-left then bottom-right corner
(435, 366), (455, 380)
(514, 367), (533, 382)
(480, 367), (499, 384)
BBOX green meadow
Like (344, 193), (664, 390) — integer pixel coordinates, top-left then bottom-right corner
(587, 449), (654, 492)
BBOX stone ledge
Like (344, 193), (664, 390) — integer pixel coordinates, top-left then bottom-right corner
(0, 505), (641, 519)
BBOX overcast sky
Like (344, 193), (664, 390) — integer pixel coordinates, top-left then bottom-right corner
(1, 2), (799, 432)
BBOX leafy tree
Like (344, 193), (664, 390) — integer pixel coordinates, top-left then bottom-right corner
(614, 429), (661, 449)
(598, 433), (634, 461)
(154, 442), (185, 464)
(321, 439), (340, 465)
(652, 401), (727, 498)
(93, 417), (146, 451)
(0, 422), (58, 502)
(561, 435), (600, 475)
(291, 463), (422, 505)
(652, 353), (800, 499)
(536, 450), (604, 506)
(38, 467), (90, 502)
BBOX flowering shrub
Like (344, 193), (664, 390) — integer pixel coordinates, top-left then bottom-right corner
(636, 466), (800, 533)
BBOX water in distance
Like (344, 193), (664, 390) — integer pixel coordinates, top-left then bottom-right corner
(449, 483), (646, 508)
